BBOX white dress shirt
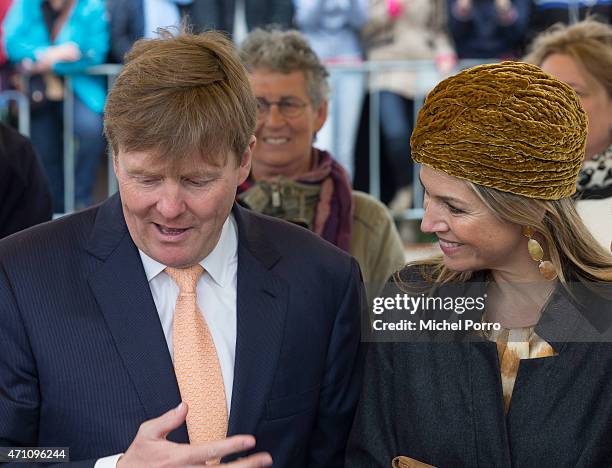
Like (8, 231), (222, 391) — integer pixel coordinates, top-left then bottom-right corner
(95, 215), (238, 468)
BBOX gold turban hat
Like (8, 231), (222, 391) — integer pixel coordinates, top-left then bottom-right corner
(410, 61), (587, 200)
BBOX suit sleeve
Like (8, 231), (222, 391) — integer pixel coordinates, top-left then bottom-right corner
(0, 261), (41, 448)
(0, 262), (98, 468)
(345, 342), (398, 467)
(306, 257), (366, 467)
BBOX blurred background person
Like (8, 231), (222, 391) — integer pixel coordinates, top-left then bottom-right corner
(142, 0), (191, 38)
(0, 122), (52, 238)
(360, 0), (456, 212)
(294, 0), (369, 180)
(526, 0), (611, 46)
(3, 0), (109, 212)
(347, 61), (612, 468)
(239, 28), (405, 302)
(526, 18), (612, 249)
(107, 0), (143, 63)
(448, 0), (531, 60)
(183, 0), (294, 43)
(0, 0), (12, 88)
(107, 0), (189, 64)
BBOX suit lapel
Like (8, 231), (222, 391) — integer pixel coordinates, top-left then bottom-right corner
(86, 194), (188, 442)
(227, 206), (288, 436)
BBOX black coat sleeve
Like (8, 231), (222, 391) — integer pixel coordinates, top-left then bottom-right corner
(0, 124), (52, 239)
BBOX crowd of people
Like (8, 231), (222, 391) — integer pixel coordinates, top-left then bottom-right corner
(0, 0), (610, 214)
(0, 1), (611, 467)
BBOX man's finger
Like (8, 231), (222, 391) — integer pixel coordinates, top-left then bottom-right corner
(225, 452), (273, 467)
(138, 402), (188, 440)
(182, 435), (257, 464)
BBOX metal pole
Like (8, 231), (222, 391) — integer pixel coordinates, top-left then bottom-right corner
(0, 90), (30, 136)
(331, 70), (342, 177)
(568, 0), (579, 24)
(412, 95), (424, 211)
(368, 88), (381, 200)
(18, 91), (29, 137)
(63, 76), (75, 213)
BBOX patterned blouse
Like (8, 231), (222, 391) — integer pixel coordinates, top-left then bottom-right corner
(486, 326), (557, 414)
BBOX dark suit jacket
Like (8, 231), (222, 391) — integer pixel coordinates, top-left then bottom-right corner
(183, 0), (294, 36)
(347, 268), (612, 467)
(107, 0), (144, 63)
(0, 123), (52, 239)
(0, 194), (364, 467)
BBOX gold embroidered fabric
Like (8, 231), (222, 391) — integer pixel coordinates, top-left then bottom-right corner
(486, 326), (557, 414)
(410, 61), (587, 200)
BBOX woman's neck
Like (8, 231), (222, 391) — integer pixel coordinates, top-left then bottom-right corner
(486, 258), (557, 328)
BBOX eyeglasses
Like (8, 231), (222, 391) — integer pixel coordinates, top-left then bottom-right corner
(256, 97), (308, 119)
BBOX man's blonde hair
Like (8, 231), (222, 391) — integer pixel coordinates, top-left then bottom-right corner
(104, 29), (257, 166)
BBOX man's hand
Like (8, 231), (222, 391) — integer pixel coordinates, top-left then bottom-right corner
(117, 403), (273, 468)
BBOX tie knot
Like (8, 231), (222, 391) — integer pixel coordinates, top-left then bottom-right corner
(165, 265), (204, 294)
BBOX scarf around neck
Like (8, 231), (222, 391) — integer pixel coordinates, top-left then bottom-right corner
(238, 148), (354, 252)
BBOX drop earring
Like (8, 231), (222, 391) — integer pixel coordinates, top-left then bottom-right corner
(522, 226), (557, 281)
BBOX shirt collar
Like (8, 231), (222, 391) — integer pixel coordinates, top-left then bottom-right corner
(139, 213), (238, 288)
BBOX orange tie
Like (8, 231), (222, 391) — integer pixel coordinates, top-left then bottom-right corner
(166, 265), (228, 444)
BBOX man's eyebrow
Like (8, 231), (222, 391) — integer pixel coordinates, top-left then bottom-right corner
(125, 168), (159, 176)
(181, 170), (220, 178)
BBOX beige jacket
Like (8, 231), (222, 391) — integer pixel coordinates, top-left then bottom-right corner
(350, 190), (406, 304)
(362, 0), (455, 98)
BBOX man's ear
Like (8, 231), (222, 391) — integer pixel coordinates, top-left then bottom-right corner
(237, 136), (256, 184)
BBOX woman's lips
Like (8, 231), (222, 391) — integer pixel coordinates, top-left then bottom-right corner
(438, 238), (463, 255)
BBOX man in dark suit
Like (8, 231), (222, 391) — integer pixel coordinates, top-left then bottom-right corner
(0, 30), (364, 467)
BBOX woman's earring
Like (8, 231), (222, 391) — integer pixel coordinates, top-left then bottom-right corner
(522, 226), (557, 281)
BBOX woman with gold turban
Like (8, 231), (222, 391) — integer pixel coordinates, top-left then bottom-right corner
(346, 61), (612, 467)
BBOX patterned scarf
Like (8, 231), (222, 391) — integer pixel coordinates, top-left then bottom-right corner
(238, 148), (354, 252)
(577, 144), (612, 199)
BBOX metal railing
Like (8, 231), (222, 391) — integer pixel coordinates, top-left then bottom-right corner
(8, 59), (495, 217)
(62, 64), (121, 212)
(0, 89), (30, 136)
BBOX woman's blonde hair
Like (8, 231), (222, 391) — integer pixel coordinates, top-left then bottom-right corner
(525, 18), (612, 99)
(399, 182), (612, 288)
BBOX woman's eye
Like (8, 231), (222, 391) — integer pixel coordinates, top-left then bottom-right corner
(447, 204), (464, 214)
(573, 88), (587, 97)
